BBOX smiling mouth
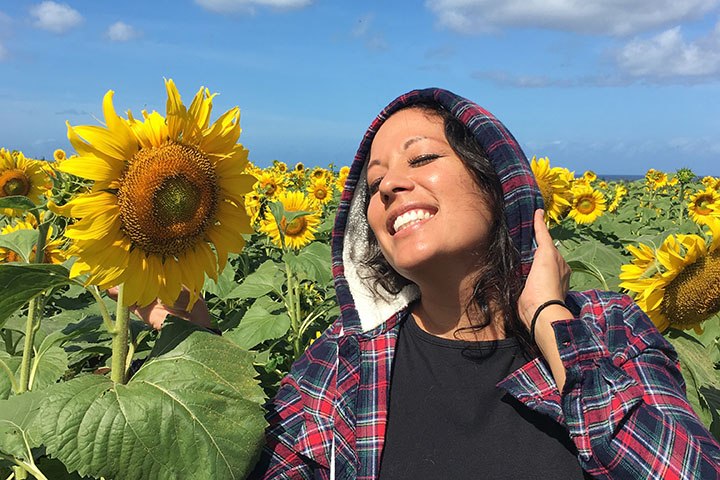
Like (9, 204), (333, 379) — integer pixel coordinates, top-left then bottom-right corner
(393, 209), (435, 234)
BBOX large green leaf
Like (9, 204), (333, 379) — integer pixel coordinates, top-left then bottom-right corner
(224, 296), (291, 350)
(203, 261), (239, 299)
(33, 320), (267, 480)
(0, 228), (38, 263)
(283, 241), (332, 285)
(0, 196), (37, 213)
(0, 264), (71, 328)
(225, 260), (284, 300)
(667, 331), (720, 438)
(0, 344), (67, 399)
(0, 391), (42, 461)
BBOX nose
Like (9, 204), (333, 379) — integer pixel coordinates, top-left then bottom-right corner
(377, 168), (413, 205)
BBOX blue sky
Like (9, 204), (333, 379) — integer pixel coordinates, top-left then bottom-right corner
(1, 1), (719, 175)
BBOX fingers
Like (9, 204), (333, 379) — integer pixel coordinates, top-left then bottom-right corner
(533, 209), (553, 248)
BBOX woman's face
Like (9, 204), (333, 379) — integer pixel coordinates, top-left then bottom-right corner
(366, 108), (494, 283)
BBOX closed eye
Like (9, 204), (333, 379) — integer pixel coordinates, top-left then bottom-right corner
(409, 153), (441, 166)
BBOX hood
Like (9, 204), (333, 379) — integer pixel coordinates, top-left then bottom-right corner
(331, 88), (543, 334)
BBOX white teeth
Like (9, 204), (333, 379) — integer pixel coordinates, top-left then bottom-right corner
(393, 209), (434, 233)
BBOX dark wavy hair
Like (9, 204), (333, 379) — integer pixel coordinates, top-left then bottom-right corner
(361, 102), (536, 355)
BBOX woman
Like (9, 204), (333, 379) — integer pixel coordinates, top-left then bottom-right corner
(250, 89), (720, 479)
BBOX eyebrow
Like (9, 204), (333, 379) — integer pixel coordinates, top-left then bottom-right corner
(367, 136), (427, 168)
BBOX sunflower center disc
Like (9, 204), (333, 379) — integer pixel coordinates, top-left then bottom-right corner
(0, 170), (31, 197)
(283, 216), (307, 236)
(315, 188), (327, 200)
(118, 143), (219, 257)
(662, 249), (720, 328)
(696, 198), (713, 215)
(578, 198), (594, 214)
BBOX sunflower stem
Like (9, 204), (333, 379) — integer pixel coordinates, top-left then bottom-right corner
(284, 259), (302, 360)
(17, 222), (50, 394)
(81, 283), (116, 333)
(111, 284), (131, 384)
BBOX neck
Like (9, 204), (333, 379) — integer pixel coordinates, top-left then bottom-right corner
(413, 282), (505, 341)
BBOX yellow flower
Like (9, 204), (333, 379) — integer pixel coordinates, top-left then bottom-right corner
(336, 165), (350, 192)
(583, 170), (597, 183)
(530, 156), (572, 223)
(608, 184), (628, 212)
(51, 80), (256, 308)
(620, 221), (720, 332)
(701, 176), (719, 189)
(568, 185), (606, 224)
(688, 188), (720, 225)
(255, 170), (286, 200)
(307, 178), (333, 207)
(294, 162), (305, 172)
(0, 218), (65, 264)
(273, 161), (288, 173)
(244, 191), (262, 223)
(310, 167), (329, 181)
(53, 149), (67, 163)
(645, 168), (668, 190)
(0, 149), (53, 216)
(259, 190), (320, 250)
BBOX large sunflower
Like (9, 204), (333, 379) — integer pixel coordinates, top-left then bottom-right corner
(0, 149), (53, 216)
(530, 156), (572, 223)
(687, 188), (720, 225)
(620, 221), (720, 332)
(51, 80), (256, 307)
(568, 185), (606, 225)
(259, 191), (320, 250)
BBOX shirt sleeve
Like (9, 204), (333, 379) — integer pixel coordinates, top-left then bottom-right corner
(553, 294), (720, 479)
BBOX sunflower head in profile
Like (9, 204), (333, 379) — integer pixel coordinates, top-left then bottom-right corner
(336, 166), (350, 192)
(645, 168), (668, 190)
(0, 149), (53, 216)
(620, 220), (720, 333)
(307, 178), (333, 207)
(687, 188), (720, 226)
(608, 184), (628, 212)
(530, 156), (572, 223)
(259, 190), (320, 250)
(568, 185), (606, 225)
(582, 170), (597, 183)
(50, 80), (256, 307)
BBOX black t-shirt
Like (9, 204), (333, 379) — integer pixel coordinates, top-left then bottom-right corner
(378, 315), (590, 479)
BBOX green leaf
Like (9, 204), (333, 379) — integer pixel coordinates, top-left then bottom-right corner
(0, 343), (67, 399)
(0, 229), (38, 263)
(283, 241), (332, 285)
(224, 297), (291, 350)
(33, 320), (267, 480)
(0, 264), (71, 328)
(226, 259), (284, 300)
(0, 196), (37, 213)
(0, 391), (42, 461)
(667, 332), (720, 436)
(203, 261), (239, 299)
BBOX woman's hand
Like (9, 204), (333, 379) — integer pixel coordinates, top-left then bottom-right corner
(518, 209), (572, 327)
(107, 286), (212, 331)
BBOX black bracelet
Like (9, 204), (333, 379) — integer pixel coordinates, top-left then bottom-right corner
(530, 299), (568, 344)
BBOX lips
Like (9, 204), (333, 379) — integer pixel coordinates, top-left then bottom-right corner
(388, 206), (436, 235)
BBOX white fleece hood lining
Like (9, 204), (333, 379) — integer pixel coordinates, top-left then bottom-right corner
(342, 163), (421, 333)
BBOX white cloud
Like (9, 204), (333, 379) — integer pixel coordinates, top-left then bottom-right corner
(616, 23), (720, 79)
(425, 0), (720, 36)
(106, 21), (140, 42)
(30, 1), (82, 34)
(194, 0), (312, 14)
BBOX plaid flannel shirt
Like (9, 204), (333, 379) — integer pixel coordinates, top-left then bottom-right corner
(251, 88), (720, 479)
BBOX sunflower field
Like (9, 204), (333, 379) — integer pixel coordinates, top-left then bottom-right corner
(0, 83), (718, 479)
